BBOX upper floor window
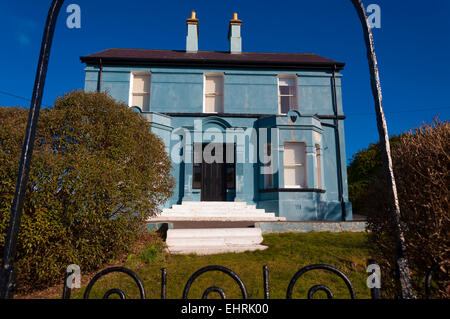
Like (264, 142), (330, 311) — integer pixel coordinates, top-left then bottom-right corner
(284, 142), (307, 188)
(278, 75), (298, 114)
(130, 71), (151, 111)
(204, 73), (224, 113)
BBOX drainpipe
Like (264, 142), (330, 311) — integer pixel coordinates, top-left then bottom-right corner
(331, 65), (346, 221)
(96, 58), (103, 92)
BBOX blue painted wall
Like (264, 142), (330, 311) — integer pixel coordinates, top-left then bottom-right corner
(83, 64), (352, 221)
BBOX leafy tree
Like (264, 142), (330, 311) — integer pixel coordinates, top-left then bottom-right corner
(347, 136), (400, 215)
(0, 90), (174, 292)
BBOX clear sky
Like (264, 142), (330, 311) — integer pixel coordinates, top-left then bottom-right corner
(1, 0), (449, 162)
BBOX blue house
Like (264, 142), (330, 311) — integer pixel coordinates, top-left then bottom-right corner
(80, 12), (352, 221)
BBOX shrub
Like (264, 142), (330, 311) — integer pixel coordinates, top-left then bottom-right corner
(0, 91), (174, 292)
(347, 136), (400, 215)
(363, 119), (449, 298)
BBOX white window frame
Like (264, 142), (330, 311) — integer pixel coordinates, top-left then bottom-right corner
(283, 142), (307, 188)
(315, 144), (322, 189)
(278, 74), (299, 115)
(263, 143), (274, 189)
(129, 71), (151, 111)
(203, 72), (225, 113)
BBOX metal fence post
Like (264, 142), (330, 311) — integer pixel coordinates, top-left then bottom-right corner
(367, 259), (382, 299)
(350, 0), (416, 299)
(263, 265), (270, 299)
(0, 0), (65, 299)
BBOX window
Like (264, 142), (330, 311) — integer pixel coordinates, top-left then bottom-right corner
(283, 142), (307, 188)
(204, 73), (224, 113)
(263, 143), (273, 188)
(278, 75), (298, 114)
(315, 144), (322, 189)
(130, 71), (151, 111)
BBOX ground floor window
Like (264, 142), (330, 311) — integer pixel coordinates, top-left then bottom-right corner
(263, 143), (273, 188)
(315, 144), (322, 189)
(283, 142), (307, 188)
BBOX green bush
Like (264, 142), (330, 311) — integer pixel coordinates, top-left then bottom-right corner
(139, 243), (163, 264)
(0, 91), (174, 292)
(347, 136), (400, 215)
(361, 119), (449, 298)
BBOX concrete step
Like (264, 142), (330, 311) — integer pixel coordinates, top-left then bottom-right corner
(167, 228), (262, 238)
(165, 205), (258, 210)
(160, 210), (275, 217)
(155, 201), (285, 222)
(167, 245), (268, 255)
(164, 208), (261, 213)
(151, 216), (284, 221)
(167, 236), (263, 247)
(181, 201), (252, 207)
(165, 228), (268, 255)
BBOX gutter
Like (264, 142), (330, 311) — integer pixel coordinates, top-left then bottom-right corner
(80, 56), (345, 71)
(331, 65), (347, 221)
(96, 58), (103, 92)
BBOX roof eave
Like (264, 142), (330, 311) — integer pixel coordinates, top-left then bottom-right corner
(79, 56), (346, 71)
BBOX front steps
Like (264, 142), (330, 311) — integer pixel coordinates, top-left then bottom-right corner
(165, 227), (268, 255)
(149, 201), (286, 221)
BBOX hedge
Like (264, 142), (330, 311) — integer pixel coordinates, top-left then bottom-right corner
(362, 119), (449, 298)
(0, 91), (174, 292)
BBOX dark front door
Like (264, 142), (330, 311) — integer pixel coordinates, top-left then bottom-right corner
(201, 143), (226, 201)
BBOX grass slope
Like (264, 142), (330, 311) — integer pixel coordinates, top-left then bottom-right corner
(71, 232), (371, 299)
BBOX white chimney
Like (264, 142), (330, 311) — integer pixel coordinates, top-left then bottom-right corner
(186, 11), (199, 53)
(228, 13), (242, 54)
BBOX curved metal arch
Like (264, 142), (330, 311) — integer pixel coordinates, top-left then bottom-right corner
(202, 286), (227, 299)
(0, 0), (66, 299)
(286, 264), (356, 299)
(182, 265), (248, 299)
(0, 0), (415, 299)
(83, 266), (146, 299)
(307, 284), (334, 299)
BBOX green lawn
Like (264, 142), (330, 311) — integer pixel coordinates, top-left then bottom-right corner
(70, 232), (371, 299)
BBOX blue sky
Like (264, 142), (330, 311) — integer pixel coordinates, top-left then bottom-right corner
(0, 0), (449, 162)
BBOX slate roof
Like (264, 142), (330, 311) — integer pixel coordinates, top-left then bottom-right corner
(80, 48), (345, 70)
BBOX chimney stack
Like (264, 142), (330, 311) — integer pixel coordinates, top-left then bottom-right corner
(186, 11), (199, 53)
(228, 13), (242, 54)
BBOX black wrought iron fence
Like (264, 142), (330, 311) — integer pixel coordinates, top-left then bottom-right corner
(60, 261), (448, 299)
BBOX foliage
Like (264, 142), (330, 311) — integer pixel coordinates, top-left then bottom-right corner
(0, 91), (174, 292)
(361, 119), (449, 298)
(347, 135), (400, 215)
(139, 243), (163, 264)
